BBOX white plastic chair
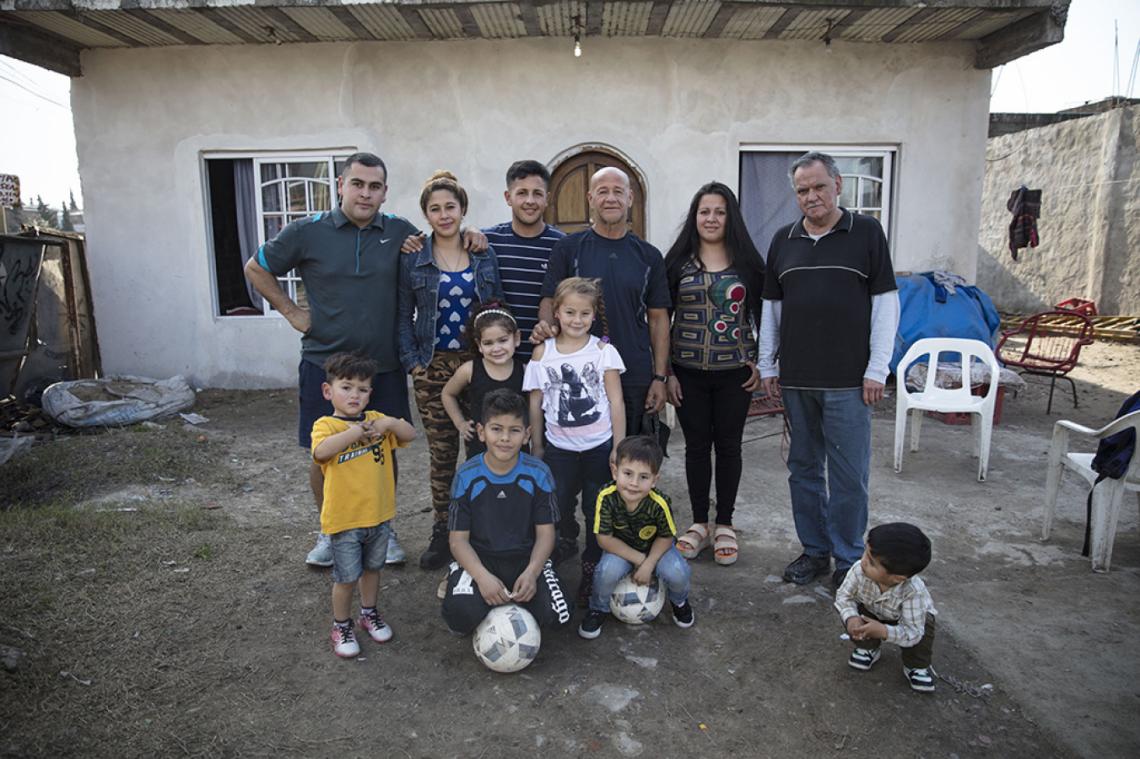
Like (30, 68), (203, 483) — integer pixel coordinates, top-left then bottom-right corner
(1042, 410), (1140, 572)
(893, 338), (1001, 482)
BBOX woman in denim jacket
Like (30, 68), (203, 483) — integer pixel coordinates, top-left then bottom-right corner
(398, 170), (504, 572)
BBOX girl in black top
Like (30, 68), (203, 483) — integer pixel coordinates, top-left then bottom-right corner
(442, 303), (526, 459)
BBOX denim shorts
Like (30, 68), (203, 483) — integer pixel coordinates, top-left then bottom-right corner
(330, 521), (392, 584)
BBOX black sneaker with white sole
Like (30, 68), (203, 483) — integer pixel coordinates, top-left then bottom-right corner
(904, 665), (936, 692)
(849, 647), (881, 671)
(671, 601), (695, 628)
(578, 610), (606, 640)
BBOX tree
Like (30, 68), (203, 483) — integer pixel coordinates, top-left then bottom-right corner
(61, 199), (74, 231)
(68, 190), (78, 212)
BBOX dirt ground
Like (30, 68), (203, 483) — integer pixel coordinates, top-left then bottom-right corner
(2, 342), (1138, 758)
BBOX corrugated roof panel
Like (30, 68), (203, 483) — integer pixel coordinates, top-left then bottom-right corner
(419, 7), (464, 39)
(538, 1), (586, 37)
(722, 6), (784, 40)
(281, 8), (354, 41)
(602, 2), (652, 37)
(662, 1), (719, 38)
(214, 7), (298, 43)
(96, 10), (183, 46)
(345, 5), (416, 41)
(12, 10), (128, 47)
(780, 9), (850, 41)
(891, 8), (980, 43)
(841, 7), (920, 42)
(149, 9), (244, 45)
(949, 10), (1029, 40)
(470, 3), (525, 39)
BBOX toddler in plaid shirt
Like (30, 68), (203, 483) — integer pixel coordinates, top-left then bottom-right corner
(834, 522), (938, 693)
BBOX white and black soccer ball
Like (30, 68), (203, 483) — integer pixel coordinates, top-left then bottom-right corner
(472, 604), (542, 673)
(609, 574), (666, 625)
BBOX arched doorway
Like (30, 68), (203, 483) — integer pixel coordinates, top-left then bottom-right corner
(545, 148), (646, 239)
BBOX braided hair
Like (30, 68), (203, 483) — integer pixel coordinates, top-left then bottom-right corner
(552, 277), (609, 341)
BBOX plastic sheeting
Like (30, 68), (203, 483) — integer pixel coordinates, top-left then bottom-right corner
(891, 274), (1002, 376)
(42, 376), (195, 428)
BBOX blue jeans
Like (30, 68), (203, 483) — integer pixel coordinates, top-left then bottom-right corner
(543, 439), (612, 563)
(781, 388), (871, 571)
(330, 521), (392, 584)
(589, 547), (691, 613)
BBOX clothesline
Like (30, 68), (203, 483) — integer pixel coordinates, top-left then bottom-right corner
(987, 177), (1137, 190)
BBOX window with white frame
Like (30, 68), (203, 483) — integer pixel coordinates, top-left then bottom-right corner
(738, 146), (896, 258)
(204, 151), (350, 317)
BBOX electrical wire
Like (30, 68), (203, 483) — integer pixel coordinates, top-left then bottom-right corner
(0, 73), (68, 109)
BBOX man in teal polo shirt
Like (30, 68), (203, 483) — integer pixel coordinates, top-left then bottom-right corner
(245, 152), (482, 568)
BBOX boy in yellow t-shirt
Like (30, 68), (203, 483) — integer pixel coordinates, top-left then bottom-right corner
(312, 353), (417, 659)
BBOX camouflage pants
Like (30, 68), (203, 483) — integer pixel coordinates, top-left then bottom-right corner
(412, 350), (466, 522)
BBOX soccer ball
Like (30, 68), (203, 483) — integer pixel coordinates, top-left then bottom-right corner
(472, 604), (541, 673)
(609, 574), (666, 625)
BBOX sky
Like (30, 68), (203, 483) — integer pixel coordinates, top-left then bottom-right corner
(0, 0), (1138, 210)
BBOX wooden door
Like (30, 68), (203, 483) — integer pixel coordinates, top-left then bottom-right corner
(545, 150), (645, 238)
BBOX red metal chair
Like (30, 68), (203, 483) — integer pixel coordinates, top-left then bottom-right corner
(995, 310), (1095, 413)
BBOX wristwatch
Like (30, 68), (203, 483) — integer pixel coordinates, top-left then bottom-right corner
(652, 374), (668, 383)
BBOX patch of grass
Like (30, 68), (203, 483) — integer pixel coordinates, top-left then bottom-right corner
(0, 426), (236, 511)
(192, 542), (214, 560)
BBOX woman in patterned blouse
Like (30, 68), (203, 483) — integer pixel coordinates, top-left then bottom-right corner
(663, 182), (765, 566)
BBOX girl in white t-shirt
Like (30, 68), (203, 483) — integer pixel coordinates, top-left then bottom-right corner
(525, 277), (626, 603)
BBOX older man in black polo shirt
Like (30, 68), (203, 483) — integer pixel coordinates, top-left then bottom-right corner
(758, 151), (899, 589)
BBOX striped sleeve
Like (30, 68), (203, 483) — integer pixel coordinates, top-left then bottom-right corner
(594, 486), (618, 535)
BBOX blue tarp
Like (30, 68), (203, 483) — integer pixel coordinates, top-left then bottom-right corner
(890, 274), (1003, 376)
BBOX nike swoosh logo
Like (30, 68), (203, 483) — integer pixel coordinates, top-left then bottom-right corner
(380, 238), (392, 244)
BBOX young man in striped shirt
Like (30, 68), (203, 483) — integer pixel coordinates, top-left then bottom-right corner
(482, 160), (565, 361)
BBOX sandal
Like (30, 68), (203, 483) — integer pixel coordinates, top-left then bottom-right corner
(677, 524), (711, 559)
(713, 526), (739, 566)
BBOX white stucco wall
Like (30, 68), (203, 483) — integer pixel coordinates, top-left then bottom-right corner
(976, 106), (1140, 315)
(71, 37), (989, 388)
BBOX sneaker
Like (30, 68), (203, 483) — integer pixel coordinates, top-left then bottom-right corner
(306, 534), (333, 568)
(904, 665), (936, 693)
(671, 601), (695, 628)
(330, 621), (360, 658)
(552, 536), (578, 566)
(419, 522), (451, 570)
(358, 609), (394, 643)
(385, 532), (407, 566)
(576, 560), (597, 608)
(436, 576), (448, 600)
(832, 566), (850, 589)
(848, 646), (881, 671)
(578, 610), (606, 640)
(782, 553), (830, 585)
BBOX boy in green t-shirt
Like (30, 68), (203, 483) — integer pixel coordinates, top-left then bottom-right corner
(312, 353), (416, 658)
(578, 436), (694, 640)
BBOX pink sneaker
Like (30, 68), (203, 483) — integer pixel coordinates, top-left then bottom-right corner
(358, 609), (394, 643)
(331, 622), (360, 658)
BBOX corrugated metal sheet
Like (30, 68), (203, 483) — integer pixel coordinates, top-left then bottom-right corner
(470, 3), (525, 39)
(214, 7), (297, 43)
(780, 9), (851, 41)
(281, 8), (356, 42)
(419, 7), (464, 39)
(841, 7), (920, 42)
(537, 1), (585, 37)
(662, 0), (719, 38)
(97, 11), (183, 46)
(12, 10), (129, 47)
(949, 10), (1031, 40)
(148, 9), (245, 45)
(721, 6), (785, 40)
(891, 8), (980, 43)
(345, 5), (417, 41)
(602, 2), (652, 37)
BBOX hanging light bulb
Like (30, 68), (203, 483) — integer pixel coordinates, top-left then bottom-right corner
(574, 32), (582, 58)
(823, 18), (834, 54)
